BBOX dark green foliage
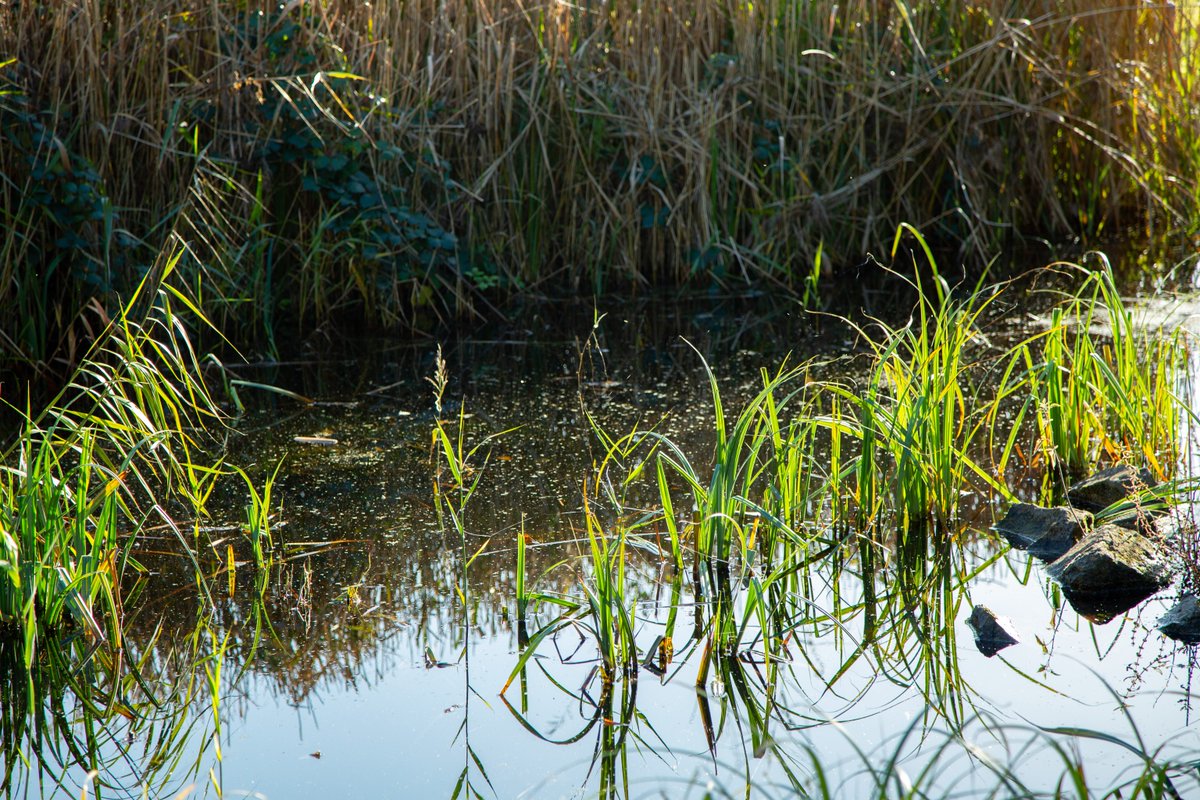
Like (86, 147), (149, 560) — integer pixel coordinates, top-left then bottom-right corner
(0, 77), (143, 364)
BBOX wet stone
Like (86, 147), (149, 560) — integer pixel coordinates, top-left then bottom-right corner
(1158, 596), (1200, 644)
(965, 605), (1020, 657)
(1046, 524), (1173, 623)
(995, 503), (1091, 562)
(1066, 464), (1156, 512)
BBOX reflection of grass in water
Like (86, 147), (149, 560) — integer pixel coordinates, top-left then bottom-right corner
(0, 620), (224, 798)
(506, 637), (1197, 798)
(505, 244), (1197, 796)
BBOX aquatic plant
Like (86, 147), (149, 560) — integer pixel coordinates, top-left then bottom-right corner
(514, 517), (529, 645)
(639, 353), (818, 572)
(232, 458), (285, 575)
(0, 427), (119, 662)
(0, 250), (222, 665)
(1024, 299), (1106, 473)
(1024, 259), (1187, 478)
(579, 481), (640, 683)
(426, 346), (517, 800)
(823, 227), (1012, 532)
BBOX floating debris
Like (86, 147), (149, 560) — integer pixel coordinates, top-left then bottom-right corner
(294, 435), (339, 446)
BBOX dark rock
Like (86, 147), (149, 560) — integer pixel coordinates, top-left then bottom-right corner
(1159, 596), (1200, 644)
(1046, 524), (1173, 623)
(995, 503), (1091, 562)
(965, 605), (1020, 657)
(1067, 465), (1156, 512)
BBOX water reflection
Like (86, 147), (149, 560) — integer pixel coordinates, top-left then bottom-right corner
(0, 626), (215, 799)
(7, 289), (1200, 797)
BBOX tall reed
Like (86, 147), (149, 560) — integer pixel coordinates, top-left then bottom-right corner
(3, 1), (1197, 346)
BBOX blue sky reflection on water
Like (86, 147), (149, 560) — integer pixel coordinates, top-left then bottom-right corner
(211, 543), (1200, 798)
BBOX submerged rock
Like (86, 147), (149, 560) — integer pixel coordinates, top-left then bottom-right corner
(1067, 465), (1156, 512)
(1159, 596), (1200, 644)
(965, 605), (1020, 657)
(995, 503), (1091, 562)
(1046, 524), (1173, 623)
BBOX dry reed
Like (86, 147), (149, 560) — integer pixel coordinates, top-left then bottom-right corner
(1, 0), (1197, 345)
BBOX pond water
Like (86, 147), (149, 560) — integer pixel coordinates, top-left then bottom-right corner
(8, 279), (1200, 799)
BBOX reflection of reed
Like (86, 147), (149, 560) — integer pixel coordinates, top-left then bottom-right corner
(505, 546), (1199, 798)
(130, 544), (487, 704)
(1, 626), (216, 799)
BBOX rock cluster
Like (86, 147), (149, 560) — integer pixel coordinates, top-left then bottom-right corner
(994, 503), (1090, 562)
(977, 464), (1200, 651)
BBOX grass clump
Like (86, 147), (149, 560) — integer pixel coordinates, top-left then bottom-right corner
(0, 252), (221, 666)
(1024, 259), (1187, 478)
(507, 232), (1196, 746)
(0, 428), (119, 658)
(824, 227), (1013, 533)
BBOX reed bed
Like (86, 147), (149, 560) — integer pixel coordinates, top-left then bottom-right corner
(2, 0), (1198, 359)
(510, 239), (1194, 734)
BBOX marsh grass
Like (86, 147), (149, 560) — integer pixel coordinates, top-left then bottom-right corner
(232, 459), (284, 573)
(1024, 259), (1187, 478)
(427, 350), (521, 800)
(2, 1), (1198, 351)
(578, 481), (640, 683)
(0, 249), (223, 669)
(511, 250), (1196, 759)
(822, 227), (1014, 533)
(0, 427), (118, 664)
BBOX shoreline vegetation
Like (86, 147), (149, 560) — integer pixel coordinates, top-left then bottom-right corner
(1, 237), (1198, 794)
(1, 1), (1198, 365)
(3, 1), (1200, 796)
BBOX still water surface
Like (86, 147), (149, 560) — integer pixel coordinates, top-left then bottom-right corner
(15, 287), (1200, 798)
